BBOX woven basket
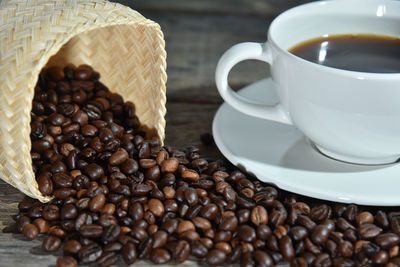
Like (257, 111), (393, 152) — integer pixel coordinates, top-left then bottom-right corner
(0, 0), (167, 202)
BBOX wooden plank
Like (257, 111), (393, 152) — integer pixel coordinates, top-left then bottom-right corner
(113, 0), (315, 17)
(148, 13), (272, 102)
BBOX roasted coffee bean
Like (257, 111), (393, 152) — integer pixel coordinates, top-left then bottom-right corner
(79, 224), (103, 238)
(38, 174), (54, 196)
(60, 204), (78, 220)
(63, 239), (81, 254)
(148, 198), (164, 217)
(254, 250), (274, 267)
(375, 233), (400, 249)
(251, 205), (268, 226)
(89, 193), (106, 212)
(290, 226), (308, 241)
(337, 217), (355, 231)
(152, 230), (168, 249)
(33, 218), (49, 234)
(132, 226), (149, 241)
(280, 235), (295, 261)
(121, 158), (139, 175)
(150, 248), (171, 264)
(376, 210), (389, 228)
(310, 204), (331, 222)
(344, 204), (358, 222)
(173, 239), (191, 263)
(206, 249), (227, 266)
(311, 225), (330, 245)
(22, 223), (39, 240)
(219, 215), (238, 231)
(332, 257), (354, 267)
(161, 158), (179, 173)
(56, 256), (77, 267)
(42, 235), (61, 252)
(338, 240), (353, 258)
(138, 236), (154, 259)
(373, 250), (389, 264)
(79, 243), (102, 264)
(191, 240), (208, 258)
(102, 224), (121, 244)
(238, 225), (256, 242)
(42, 204), (60, 221)
(359, 223), (382, 239)
(84, 163), (104, 180)
(357, 211), (374, 226)
(200, 204), (219, 220)
(122, 242), (138, 265)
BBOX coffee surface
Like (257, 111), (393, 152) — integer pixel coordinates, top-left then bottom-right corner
(289, 34), (400, 73)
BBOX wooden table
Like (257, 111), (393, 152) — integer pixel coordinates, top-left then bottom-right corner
(0, 1), (313, 265)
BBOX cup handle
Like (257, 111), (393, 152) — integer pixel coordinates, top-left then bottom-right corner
(215, 42), (292, 125)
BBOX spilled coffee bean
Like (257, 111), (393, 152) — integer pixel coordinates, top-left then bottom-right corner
(14, 64), (400, 267)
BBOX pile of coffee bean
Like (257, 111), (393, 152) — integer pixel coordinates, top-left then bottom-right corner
(14, 64), (400, 266)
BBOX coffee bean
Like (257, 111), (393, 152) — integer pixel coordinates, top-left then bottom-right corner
(148, 198), (165, 217)
(60, 203), (78, 220)
(344, 204), (358, 222)
(42, 235), (61, 252)
(79, 224), (103, 238)
(375, 233), (400, 249)
(150, 248), (171, 264)
(56, 256), (77, 267)
(181, 169), (200, 182)
(332, 257), (354, 267)
(152, 230), (168, 248)
(338, 240), (353, 257)
(200, 204), (219, 220)
(238, 225), (256, 242)
(78, 243), (102, 264)
(254, 250), (274, 267)
(359, 223), (382, 239)
(33, 218), (49, 234)
(22, 223), (39, 240)
(138, 236), (154, 259)
(357, 211), (374, 226)
(89, 193), (106, 212)
(174, 239), (190, 263)
(219, 215), (238, 232)
(178, 220), (195, 234)
(310, 204), (331, 222)
(206, 249), (227, 266)
(251, 205), (268, 226)
(102, 224), (121, 244)
(84, 163), (104, 180)
(63, 239), (81, 254)
(290, 226), (308, 241)
(376, 210), (389, 228)
(280, 235), (295, 261)
(38, 175), (54, 196)
(311, 225), (330, 245)
(121, 242), (137, 264)
(373, 250), (389, 264)
(42, 204), (60, 221)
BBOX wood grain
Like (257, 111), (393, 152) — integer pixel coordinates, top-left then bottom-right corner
(115, 0), (315, 17)
(148, 13), (271, 102)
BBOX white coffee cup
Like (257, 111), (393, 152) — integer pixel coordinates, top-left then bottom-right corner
(215, 0), (400, 165)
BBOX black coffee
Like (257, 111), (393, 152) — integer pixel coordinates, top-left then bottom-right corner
(289, 34), (400, 73)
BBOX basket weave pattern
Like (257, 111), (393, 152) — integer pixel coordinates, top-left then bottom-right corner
(0, 0), (167, 202)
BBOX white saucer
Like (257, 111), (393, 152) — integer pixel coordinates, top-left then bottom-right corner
(213, 78), (400, 206)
